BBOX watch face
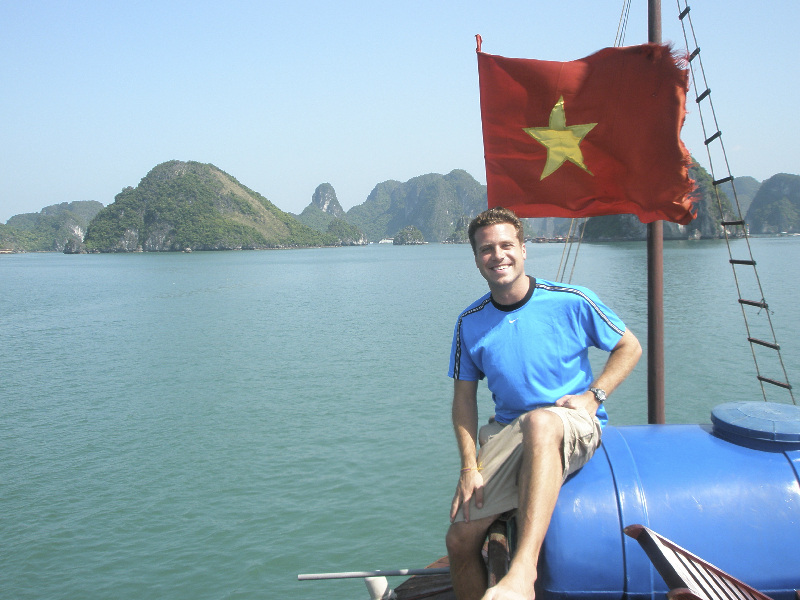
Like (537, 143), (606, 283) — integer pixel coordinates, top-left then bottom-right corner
(591, 388), (606, 401)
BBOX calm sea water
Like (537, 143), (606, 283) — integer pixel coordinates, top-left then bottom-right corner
(2, 239), (798, 600)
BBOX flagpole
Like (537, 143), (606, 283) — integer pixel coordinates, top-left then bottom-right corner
(647, 0), (666, 424)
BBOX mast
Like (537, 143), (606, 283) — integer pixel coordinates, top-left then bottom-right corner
(647, 0), (665, 424)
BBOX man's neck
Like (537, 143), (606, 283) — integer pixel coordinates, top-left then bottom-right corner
(490, 273), (531, 306)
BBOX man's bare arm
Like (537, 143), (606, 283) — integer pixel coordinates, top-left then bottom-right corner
(449, 378), (483, 523)
(556, 328), (642, 412)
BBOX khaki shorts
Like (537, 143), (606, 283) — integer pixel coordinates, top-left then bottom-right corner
(452, 406), (602, 523)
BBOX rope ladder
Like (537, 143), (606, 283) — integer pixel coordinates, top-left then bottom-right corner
(676, 0), (794, 403)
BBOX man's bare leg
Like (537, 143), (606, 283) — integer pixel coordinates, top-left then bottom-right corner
(482, 409), (565, 600)
(446, 514), (498, 600)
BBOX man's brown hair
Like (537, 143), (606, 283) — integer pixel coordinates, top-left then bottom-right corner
(468, 207), (524, 254)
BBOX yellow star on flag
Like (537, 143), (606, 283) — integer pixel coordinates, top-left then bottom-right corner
(523, 96), (597, 180)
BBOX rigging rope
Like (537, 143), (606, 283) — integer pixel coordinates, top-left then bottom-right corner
(555, 218), (588, 284)
(614, 0), (633, 47)
(555, 0), (631, 285)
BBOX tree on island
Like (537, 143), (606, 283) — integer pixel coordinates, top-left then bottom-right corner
(326, 218), (367, 245)
(393, 225), (425, 245)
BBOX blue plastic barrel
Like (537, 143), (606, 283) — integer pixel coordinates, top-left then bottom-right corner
(540, 401), (800, 600)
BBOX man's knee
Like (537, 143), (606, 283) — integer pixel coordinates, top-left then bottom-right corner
(521, 407), (564, 445)
(446, 519), (492, 557)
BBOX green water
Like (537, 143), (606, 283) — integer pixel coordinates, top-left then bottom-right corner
(2, 239), (798, 600)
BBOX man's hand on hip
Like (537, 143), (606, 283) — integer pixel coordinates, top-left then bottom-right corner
(554, 390), (599, 413)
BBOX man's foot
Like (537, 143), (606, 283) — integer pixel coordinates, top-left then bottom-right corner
(480, 570), (536, 600)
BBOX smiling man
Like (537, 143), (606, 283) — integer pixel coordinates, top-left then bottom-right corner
(446, 207), (641, 600)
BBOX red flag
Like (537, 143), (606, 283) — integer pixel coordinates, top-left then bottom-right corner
(477, 41), (695, 224)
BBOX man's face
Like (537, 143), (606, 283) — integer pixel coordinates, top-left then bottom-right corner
(473, 222), (527, 291)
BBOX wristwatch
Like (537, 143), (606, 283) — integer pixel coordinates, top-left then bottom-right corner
(589, 387), (607, 403)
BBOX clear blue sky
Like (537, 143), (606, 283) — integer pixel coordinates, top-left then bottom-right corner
(1, 0), (797, 223)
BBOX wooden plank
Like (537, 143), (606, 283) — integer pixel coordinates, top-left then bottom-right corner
(487, 519), (510, 587)
(624, 525), (775, 600)
(394, 557), (455, 600)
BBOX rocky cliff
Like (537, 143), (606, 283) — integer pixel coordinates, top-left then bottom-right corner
(582, 160), (736, 240)
(325, 218), (368, 246)
(719, 176), (760, 217)
(522, 217), (575, 239)
(294, 183), (367, 245)
(311, 183), (345, 219)
(444, 216), (471, 244)
(83, 161), (333, 252)
(294, 183), (347, 231)
(345, 170), (487, 242)
(2, 200), (103, 252)
(745, 173), (800, 233)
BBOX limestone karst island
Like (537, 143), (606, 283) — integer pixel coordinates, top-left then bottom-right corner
(2, 159), (799, 253)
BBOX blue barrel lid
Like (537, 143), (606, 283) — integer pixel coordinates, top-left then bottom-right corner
(711, 401), (800, 443)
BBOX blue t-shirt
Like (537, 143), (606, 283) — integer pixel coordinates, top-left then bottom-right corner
(448, 277), (625, 426)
